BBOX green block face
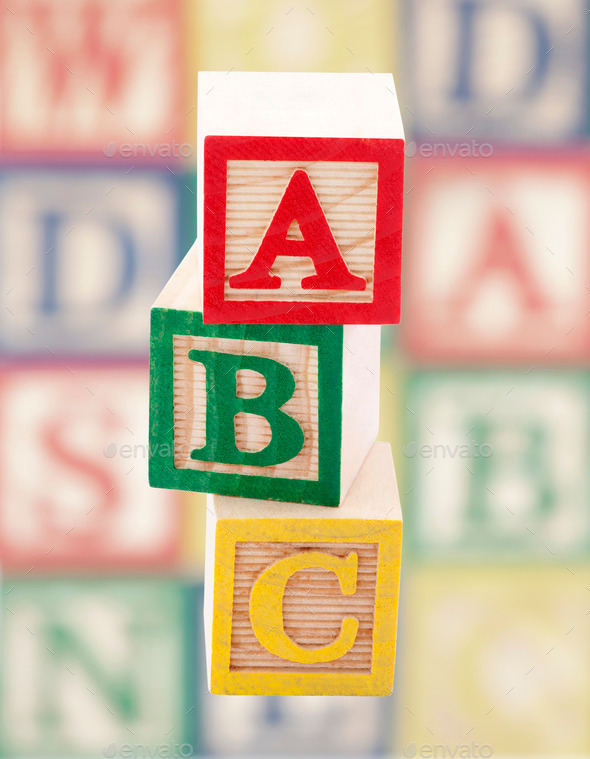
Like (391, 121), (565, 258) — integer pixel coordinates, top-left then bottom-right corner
(404, 371), (590, 558)
(0, 579), (198, 757)
(149, 308), (343, 505)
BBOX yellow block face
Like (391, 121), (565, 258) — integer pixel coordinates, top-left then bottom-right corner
(180, 491), (207, 573)
(211, 517), (401, 696)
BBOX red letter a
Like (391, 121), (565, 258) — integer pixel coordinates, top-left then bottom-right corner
(229, 169), (366, 291)
(452, 211), (546, 315)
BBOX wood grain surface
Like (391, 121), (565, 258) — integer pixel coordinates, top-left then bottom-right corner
(172, 334), (320, 479)
(229, 541), (379, 674)
(224, 160), (378, 303)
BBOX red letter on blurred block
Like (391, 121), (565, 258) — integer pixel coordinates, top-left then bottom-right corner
(403, 153), (590, 363)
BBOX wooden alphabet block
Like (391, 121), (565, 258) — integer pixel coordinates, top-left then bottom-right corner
(404, 371), (590, 558)
(0, 166), (194, 356)
(149, 245), (380, 506)
(0, 578), (198, 756)
(203, 442), (402, 696)
(403, 153), (590, 363)
(0, 0), (186, 155)
(197, 72), (405, 325)
(406, 0), (588, 143)
(0, 363), (182, 570)
(400, 566), (590, 756)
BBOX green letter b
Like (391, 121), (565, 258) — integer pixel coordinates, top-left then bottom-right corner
(188, 349), (305, 467)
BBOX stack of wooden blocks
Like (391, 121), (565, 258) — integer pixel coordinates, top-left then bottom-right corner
(149, 72), (405, 697)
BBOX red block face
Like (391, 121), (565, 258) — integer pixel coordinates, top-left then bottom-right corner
(0, 0), (185, 156)
(403, 153), (590, 363)
(202, 136), (404, 325)
(0, 365), (181, 570)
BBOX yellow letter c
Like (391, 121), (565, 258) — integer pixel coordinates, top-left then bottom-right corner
(249, 551), (359, 664)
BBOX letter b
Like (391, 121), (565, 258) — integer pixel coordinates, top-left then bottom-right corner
(188, 349), (305, 467)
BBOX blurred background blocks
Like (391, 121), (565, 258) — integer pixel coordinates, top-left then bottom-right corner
(404, 0), (590, 143)
(400, 566), (590, 756)
(191, 1), (396, 76)
(404, 371), (590, 559)
(0, 167), (195, 357)
(0, 0), (188, 157)
(203, 695), (389, 756)
(0, 578), (199, 756)
(0, 364), (183, 571)
(403, 152), (590, 363)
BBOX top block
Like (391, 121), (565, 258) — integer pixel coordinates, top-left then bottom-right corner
(198, 72), (405, 325)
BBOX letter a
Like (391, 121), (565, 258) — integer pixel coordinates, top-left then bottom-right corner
(229, 169), (366, 291)
(452, 211), (545, 315)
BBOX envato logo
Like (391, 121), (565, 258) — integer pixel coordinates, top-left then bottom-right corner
(403, 441), (493, 459)
(103, 141), (194, 159)
(103, 442), (180, 459)
(103, 743), (193, 758)
(405, 140), (493, 159)
(403, 742), (493, 758)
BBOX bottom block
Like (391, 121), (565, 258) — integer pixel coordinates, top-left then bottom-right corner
(204, 442), (402, 696)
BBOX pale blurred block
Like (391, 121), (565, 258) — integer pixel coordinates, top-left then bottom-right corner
(403, 153), (590, 363)
(0, 578), (198, 756)
(399, 565), (590, 756)
(203, 693), (389, 755)
(379, 356), (406, 492)
(403, 0), (589, 142)
(404, 371), (590, 558)
(0, 167), (193, 356)
(0, 365), (185, 571)
(189, 1), (396, 76)
(181, 490), (207, 573)
(0, 0), (188, 155)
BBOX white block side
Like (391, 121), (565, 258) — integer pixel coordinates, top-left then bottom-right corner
(203, 494), (216, 689)
(153, 240), (202, 311)
(197, 71), (405, 262)
(198, 71), (404, 141)
(211, 441), (400, 521)
(340, 325), (381, 501)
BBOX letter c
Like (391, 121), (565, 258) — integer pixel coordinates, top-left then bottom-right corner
(249, 551), (359, 663)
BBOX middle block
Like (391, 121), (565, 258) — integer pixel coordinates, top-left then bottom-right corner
(149, 246), (380, 506)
